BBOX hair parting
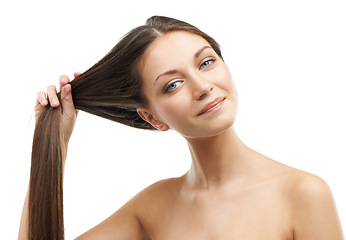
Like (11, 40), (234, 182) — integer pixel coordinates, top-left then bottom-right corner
(28, 16), (223, 240)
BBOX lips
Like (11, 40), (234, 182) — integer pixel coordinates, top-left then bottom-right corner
(197, 97), (226, 116)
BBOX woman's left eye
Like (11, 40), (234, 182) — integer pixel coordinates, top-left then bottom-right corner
(200, 59), (215, 69)
(164, 81), (183, 93)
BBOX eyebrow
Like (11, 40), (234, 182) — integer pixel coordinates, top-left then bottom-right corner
(154, 46), (212, 85)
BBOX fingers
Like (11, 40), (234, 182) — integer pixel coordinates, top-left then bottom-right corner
(61, 84), (75, 116)
(47, 85), (59, 107)
(60, 74), (71, 101)
(36, 72), (79, 109)
(73, 71), (81, 78)
(60, 73), (76, 117)
(35, 91), (48, 122)
(35, 86), (57, 124)
(61, 84), (71, 101)
(59, 75), (70, 92)
(35, 86), (59, 108)
(36, 91), (48, 106)
(59, 72), (80, 100)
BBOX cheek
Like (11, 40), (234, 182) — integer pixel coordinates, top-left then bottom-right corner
(216, 64), (232, 86)
(215, 65), (238, 100)
(158, 95), (189, 122)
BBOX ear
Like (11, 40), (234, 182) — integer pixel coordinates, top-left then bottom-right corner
(137, 108), (170, 131)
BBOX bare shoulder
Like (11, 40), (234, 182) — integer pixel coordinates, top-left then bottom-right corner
(262, 157), (330, 196)
(282, 165), (326, 189)
(74, 178), (182, 239)
(284, 167), (337, 218)
(130, 176), (184, 230)
(272, 163), (333, 207)
(134, 176), (183, 204)
(278, 167), (344, 239)
(137, 176), (182, 193)
(282, 167), (332, 203)
(260, 158), (343, 239)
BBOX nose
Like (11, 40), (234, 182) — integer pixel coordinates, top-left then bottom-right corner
(190, 73), (214, 100)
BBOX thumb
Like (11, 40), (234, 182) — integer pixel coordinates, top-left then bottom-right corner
(61, 84), (75, 115)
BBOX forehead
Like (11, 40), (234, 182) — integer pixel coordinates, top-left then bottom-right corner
(140, 31), (211, 81)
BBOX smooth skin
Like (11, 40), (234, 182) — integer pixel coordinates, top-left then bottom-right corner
(19, 31), (344, 239)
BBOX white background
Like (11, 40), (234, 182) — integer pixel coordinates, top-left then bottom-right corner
(1, 0), (345, 238)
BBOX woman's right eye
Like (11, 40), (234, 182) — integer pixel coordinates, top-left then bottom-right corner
(164, 81), (183, 93)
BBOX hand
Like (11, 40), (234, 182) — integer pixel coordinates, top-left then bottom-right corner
(35, 72), (80, 145)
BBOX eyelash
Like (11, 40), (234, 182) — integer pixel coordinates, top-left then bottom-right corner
(163, 58), (216, 93)
(199, 58), (216, 70)
(164, 80), (183, 93)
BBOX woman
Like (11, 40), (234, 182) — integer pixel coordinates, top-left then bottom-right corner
(19, 16), (343, 239)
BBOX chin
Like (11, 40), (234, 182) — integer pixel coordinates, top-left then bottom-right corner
(181, 115), (236, 139)
(172, 100), (238, 139)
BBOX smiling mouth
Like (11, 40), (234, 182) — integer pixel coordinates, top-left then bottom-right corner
(197, 97), (226, 116)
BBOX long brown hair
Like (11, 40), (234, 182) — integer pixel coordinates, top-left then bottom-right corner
(29, 16), (223, 240)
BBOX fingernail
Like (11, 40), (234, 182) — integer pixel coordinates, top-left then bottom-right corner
(51, 99), (58, 106)
(63, 86), (70, 94)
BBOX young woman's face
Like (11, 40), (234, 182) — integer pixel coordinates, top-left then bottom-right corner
(138, 31), (238, 138)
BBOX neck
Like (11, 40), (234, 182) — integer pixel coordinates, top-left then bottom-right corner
(185, 126), (258, 189)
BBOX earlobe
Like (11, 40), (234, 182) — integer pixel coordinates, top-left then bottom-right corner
(137, 108), (170, 131)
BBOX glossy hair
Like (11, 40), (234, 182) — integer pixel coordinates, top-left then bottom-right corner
(29, 16), (223, 239)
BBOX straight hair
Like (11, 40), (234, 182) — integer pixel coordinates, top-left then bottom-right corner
(28, 16), (223, 240)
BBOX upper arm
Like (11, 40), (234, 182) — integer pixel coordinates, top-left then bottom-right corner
(291, 173), (344, 239)
(74, 195), (151, 240)
(73, 177), (179, 240)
